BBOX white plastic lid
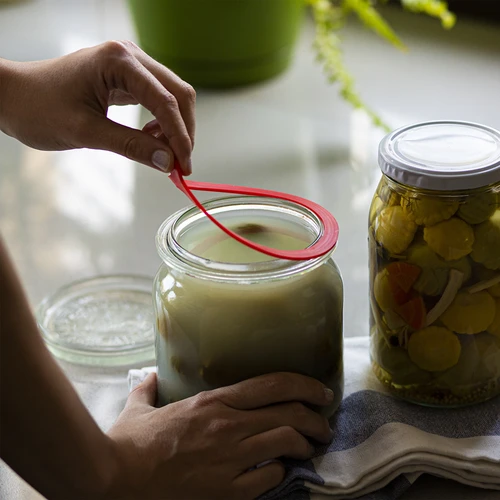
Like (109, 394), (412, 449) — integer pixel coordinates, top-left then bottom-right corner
(378, 121), (500, 191)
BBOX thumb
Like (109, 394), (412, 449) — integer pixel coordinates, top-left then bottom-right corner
(84, 117), (175, 173)
(127, 372), (157, 408)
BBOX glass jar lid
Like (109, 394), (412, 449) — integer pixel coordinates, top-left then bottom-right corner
(36, 275), (155, 366)
(378, 121), (500, 191)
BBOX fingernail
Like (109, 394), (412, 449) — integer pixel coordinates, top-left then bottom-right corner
(309, 444), (316, 457)
(152, 150), (172, 173)
(324, 388), (334, 403)
(329, 427), (335, 440)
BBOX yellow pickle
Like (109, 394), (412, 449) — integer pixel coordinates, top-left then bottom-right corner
(370, 121), (500, 407)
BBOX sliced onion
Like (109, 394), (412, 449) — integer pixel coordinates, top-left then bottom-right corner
(425, 269), (464, 327)
(467, 274), (500, 294)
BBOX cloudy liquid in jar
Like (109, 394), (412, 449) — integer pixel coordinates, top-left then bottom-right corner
(154, 211), (344, 415)
(181, 214), (313, 262)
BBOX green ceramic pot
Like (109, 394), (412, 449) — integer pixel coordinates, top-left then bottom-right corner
(127, 0), (305, 87)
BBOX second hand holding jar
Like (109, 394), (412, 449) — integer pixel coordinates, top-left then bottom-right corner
(370, 121), (500, 407)
(154, 195), (344, 417)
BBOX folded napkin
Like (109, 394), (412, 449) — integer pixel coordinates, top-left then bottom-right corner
(128, 336), (500, 500)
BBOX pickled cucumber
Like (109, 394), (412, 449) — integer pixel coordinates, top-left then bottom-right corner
(436, 333), (500, 389)
(440, 291), (496, 334)
(369, 196), (384, 225)
(408, 326), (461, 371)
(486, 280), (500, 298)
(487, 298), (500, 337)
(474, 333), (500, 381)
(383, 310), (406, 330)
(471, 210), (500, 270)
(378, 182), (400, 207)
(407, 244), (471, 296)
(401, 196), (458, 226)
(487, 282), (500, 297)
(423, 218), (474, 261)
(458, 192), (498, 225)
(373, 269), (400, 312)
(372, 332), (432, 385)
(375, 206), (417, 254)
(435, 337), (481, 388)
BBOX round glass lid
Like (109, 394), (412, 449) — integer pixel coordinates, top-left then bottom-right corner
(36, 275), (155, 366)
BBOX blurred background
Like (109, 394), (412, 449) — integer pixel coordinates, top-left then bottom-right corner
(0, 1), (499, 499)
(1, 0), (498, 339)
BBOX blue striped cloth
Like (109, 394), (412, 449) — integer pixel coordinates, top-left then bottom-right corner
(128, 337), (500, 499)
(260, 337), (500, 500)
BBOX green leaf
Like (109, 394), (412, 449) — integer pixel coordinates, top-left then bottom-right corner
(308, 0), (456, 131)
(343, 0), (407, 51)
(310, 0), (391, 131)
(401, 0), (456, 29)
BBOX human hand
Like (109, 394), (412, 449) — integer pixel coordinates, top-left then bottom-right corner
(107, 372), (334, 500)
(0, 41), (195, 174)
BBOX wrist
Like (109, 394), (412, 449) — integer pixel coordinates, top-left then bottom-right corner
(51, 433), (120, 500)
(94, 435), (124, 500)
(103, 435), (139, 500)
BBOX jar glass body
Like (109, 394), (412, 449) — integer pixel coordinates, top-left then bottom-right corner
(369, 175), (500, 407)
(154, 196), (344, 416)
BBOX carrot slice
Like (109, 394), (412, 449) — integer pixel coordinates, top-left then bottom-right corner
(391, 285), (412, 307)
(396, 295), (426, 330)
(387, 261), (422, 293)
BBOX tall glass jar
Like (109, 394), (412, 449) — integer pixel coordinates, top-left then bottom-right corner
(369, 121), (500, 407)
(154, 196), (344, 416)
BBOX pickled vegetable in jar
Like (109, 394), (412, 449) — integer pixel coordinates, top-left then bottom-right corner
(154, 196), (344, 416)
(369, 121), (500, 407)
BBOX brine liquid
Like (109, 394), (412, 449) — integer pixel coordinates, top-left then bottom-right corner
(179, 214), (314, 263)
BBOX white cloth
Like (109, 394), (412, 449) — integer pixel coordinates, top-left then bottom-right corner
(128, 337), (500, 500)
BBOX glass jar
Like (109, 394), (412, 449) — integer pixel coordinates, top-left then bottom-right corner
(153, 195), (344, 416)
(369, 121), (500, 407)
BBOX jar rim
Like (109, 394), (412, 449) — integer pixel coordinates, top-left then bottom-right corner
(379, 120), (500, 191)
(156, 195), (334, 283)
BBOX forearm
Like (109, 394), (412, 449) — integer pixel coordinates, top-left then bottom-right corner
(0, 58), (15, 136)
(0, 238), (117, 499)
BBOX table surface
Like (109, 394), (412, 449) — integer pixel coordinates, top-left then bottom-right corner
(1, 1), (499, 498)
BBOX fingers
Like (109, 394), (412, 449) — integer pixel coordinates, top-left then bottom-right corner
(98, 41), (192, 175)
(108, 88), (139, 106)
(232, 462), (285, 500)
(126, 372), (157, 407)
(239, 426), (315, 468)
(82, 116), (174, 173)
(131, 46), (196, 149)
(243, 402), (332, 444)
(142, 119), (161, 136)
(213, 372), (334, 411)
